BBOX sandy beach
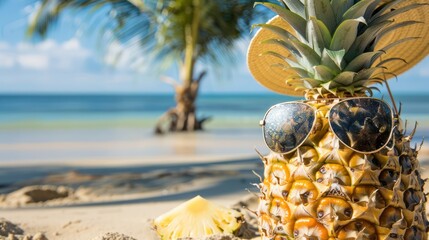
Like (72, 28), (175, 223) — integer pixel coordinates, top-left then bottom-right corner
(1, 0), (429, 236)
(2, 124), (429, 239)
(0, 127), (268, 239)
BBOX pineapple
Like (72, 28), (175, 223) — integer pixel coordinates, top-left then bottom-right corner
(153, 195), (243, 240)
(247, 0), (429, 239)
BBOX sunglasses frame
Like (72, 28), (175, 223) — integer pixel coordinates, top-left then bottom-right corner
(260, 101), (317, 154)
(260, 97), (396, 155)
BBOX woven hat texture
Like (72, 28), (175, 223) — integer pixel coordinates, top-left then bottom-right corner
(247, 1), (429, 95)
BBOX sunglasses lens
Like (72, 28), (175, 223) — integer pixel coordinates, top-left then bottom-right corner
(329, 98), (393, 153)
(263, 103), (315, 153)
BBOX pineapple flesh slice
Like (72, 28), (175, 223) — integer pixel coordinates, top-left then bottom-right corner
(154, 195), (243, 240)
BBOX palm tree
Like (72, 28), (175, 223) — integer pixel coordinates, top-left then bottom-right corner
(27, 0), (266, 134)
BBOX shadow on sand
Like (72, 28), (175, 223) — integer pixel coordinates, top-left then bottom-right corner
(0, 157), (264, 208)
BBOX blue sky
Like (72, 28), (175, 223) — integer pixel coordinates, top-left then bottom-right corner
(0, 1), (428, 95)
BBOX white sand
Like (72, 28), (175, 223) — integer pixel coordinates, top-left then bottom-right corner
(1, 129), (429, 239)
(0, 130), (265, 239)
(1, 192), (257, 239)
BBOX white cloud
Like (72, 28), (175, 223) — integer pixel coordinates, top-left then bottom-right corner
(0, 38), (91, 71)
(0, 42), (10, 50)
(17, 42), (32, 51)
(104, 36), (150, 73)
(419, 68), (429, 77)
(0, 55), (15, 68)
(37, 39), (57, 51)
(17, 54), (49, 70)
(62, 38), (80, 51)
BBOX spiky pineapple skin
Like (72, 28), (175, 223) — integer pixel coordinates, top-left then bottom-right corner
(257, 100), (429, 240)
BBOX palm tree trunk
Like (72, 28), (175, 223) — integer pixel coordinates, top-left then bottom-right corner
(154, 71), (210, 134)
(154, 0), (209, 134)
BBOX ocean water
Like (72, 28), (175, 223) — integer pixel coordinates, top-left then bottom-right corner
(0, 94), (428, 141)
(0, 93), (428, 126)
(0, 94), (428, 163)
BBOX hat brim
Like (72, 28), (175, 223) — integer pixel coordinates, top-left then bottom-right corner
(247, 1), (429, 96)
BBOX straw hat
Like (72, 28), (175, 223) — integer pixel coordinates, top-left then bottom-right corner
(247, 1), (429, 96)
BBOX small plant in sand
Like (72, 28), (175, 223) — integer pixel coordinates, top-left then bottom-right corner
(154, 195), (243, 240)
(247, 0), (429, 239)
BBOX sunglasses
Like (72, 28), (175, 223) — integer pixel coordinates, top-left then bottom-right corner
(260, 97), (395, 154)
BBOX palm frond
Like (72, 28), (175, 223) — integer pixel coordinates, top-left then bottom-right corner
(28, 0), (268, 73)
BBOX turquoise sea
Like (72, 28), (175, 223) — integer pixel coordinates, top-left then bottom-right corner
(0, 93), (428, 129)
(0, 93), (428, 164)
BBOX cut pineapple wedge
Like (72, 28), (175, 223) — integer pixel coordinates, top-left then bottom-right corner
(154, 195), (243, 240)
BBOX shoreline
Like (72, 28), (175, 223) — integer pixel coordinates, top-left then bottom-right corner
(2, 127), (429, 239)
(0, 150), (261, 239)
(0, 128), (265, 166)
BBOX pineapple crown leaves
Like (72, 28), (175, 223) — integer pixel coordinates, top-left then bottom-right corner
(254, 0), (426, 98)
